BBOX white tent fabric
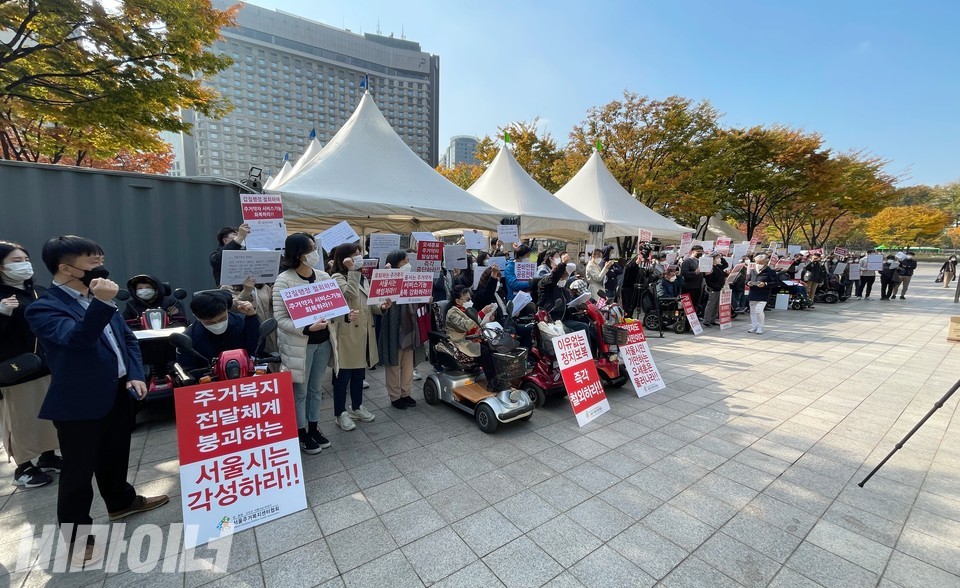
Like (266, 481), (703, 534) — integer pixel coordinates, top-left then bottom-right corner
(263, 161), (292, 191)
(272, 92), (509, 233)
(279, 138), (323, 186)
(467, 145), (597, 240)
(703, 214), (747, 242)
(554, 150), (693, 240)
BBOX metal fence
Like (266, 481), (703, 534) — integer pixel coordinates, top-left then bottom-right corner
(0, 161), (245, 310)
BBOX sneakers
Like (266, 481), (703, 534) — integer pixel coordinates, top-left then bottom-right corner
(108, 495), (169, 521)
(747, 327), (757, 334)
(13, 465), (53, 488)
(336, 412), (356, 431)
(362, 380), (370, 389)
(412, 369), (423, 381)
(755, 328), (764, 334)
(402, 396), (417, 407)
(854, 296), (862, 300)
(299, 429), (322, 454)
(900, 296), (906, 300)
(391, 399), (408, 410)
(308, 425), (331, 449)
(36, 452), (63, 473)
(349, 405), (376, 422)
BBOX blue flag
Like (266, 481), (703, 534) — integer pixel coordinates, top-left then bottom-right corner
(308, 128), (316, 140)
(360, 75), (368, 89)
(282, 152), (289, 163)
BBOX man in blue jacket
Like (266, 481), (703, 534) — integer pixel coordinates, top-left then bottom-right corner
(25, 236), (168, 568)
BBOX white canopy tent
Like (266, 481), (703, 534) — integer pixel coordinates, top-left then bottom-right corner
(271, 92), (510, 233)
(554, 150), (693, 241)
(701, 214), (747, 242)
(467, 145), (597, 241)
(263, 161), (292, 191)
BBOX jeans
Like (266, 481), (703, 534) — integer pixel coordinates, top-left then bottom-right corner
(730, 286), (746, 310)
(880, 277), (895, 299)
(749, 300), (767, 331)
(334, 367), (365, 416)
(856, 275), (876, 297)
(294, 341), (331, 429)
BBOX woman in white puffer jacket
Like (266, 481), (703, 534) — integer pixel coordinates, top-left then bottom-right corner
(273, 233), (354, 455)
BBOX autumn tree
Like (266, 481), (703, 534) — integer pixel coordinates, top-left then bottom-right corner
(436, 162), (484, 190)
(562, 92), (722, 225)
(714, 126), (827, 240)
(474, 119), (564, 192)
(0, 0), (235, 165)
(866, 205), (952, 246)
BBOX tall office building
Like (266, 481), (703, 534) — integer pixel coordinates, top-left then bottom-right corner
(441, 135), (479, 168)
(178, 1), (440, 179)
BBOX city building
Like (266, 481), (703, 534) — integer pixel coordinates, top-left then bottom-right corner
(176, 0), (440, 179)
(441, 135), (479, 168)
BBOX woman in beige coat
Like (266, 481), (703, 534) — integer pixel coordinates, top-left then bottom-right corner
(585, 248), (614, 299)
(273, 233), (354, 454)
(330, 243), (391, 431)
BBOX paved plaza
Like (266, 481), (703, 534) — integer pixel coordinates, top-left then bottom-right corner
(2, 264), (960, 587)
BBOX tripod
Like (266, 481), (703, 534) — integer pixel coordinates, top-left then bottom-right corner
(859, 376), (960, 487)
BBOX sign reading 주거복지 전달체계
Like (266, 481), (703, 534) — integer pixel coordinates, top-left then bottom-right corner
(553, 329), (610, 427)
(176, 372), (306, 549)
(617, 322), (666, 397)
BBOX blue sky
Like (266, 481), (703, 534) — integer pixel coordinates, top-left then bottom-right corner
(252, 0), (958, 186)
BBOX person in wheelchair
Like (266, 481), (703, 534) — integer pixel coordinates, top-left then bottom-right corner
(122, 274), (186, 329)
(442, 285), (496, 370)
(656, 267), (683, 312)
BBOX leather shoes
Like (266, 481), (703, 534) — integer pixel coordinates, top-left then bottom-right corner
(69, 541), (103, 569)
(108, 495), (169, 521)
(402, 396), (417, 407)
(391, 399), (408, 410)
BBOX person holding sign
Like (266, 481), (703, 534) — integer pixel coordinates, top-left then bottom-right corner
(856, 251), (877, 299)
(273, 233), (345, 455)
(377, 250), (423, 410)
(504, 244), (533, 299)
(331, 243), (390, 431)
(444, 285), (496, 369)
(585, 247), (616, 299)
(702, 253), (728, 327)
(746, 254), (777, 334)
(208, 224), (250, 287)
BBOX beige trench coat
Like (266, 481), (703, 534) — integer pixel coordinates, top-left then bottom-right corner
(332, 270), (381, 371)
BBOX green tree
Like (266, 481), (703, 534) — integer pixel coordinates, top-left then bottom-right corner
(0, 0), (235, 165)
(563, 92), (722, 225)
(474, 119), (564, 192)
(866, 205), (952, 246)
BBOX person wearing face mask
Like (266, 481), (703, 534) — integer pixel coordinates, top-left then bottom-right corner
(273, 233), (343, 454)
(702, 253), (728, 327)
(0, 241), (61, 490)
(746, 254), (778, 334)
(535, 249), (560, 278)
(330, 242), (389, 431)
(892, 251), (917, 299)
(376, 250), (425, 410)
(941, 255), (957, 288)
(209, 223), (251, 286)
(586, 247), (616, 300)
(24, 235), (167, 568)
(179, 291), (260, 372)
(504, 244), (533, 299)
(680, 245), (705, 313)
(444, 285), (496, 368)
(121, 274), (186, 328)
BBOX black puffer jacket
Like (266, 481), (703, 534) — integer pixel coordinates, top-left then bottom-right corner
(121, 274), (187, 328)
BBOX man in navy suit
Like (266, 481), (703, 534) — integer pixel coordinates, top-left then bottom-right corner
(25, 236), (168, 568)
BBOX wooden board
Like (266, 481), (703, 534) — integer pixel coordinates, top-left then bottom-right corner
(452, 382), (493, 404)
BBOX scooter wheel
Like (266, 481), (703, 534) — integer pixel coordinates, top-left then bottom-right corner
(674, 319), (688, 334)
(476, 403), (499, 434)
(823, 293), (838, 304)
(422, 378), (440, 405)
(605, 364), (628, 389)
(792, 302), (803, 310)
(523, 383), (546, 408)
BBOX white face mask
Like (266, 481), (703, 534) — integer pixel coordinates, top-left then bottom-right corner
(351, 255), (364, 267)
(136, 288), (156, 300)
(399, 263), (412, 272)
(2, 261), (34, 282)
(203, 319), (229, 335)
(304, 250), (321, 268)
(666, 276), (676, 283)
(566, 263), (576, 275)
(462, 300), (473, 308)
(552, 256), (561, 266)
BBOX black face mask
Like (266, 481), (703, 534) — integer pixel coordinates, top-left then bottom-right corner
(69, 264), (110, 287)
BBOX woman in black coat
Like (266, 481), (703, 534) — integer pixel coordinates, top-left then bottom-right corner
(746, 254), (778, 335)
(0, 241), (61, 488)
